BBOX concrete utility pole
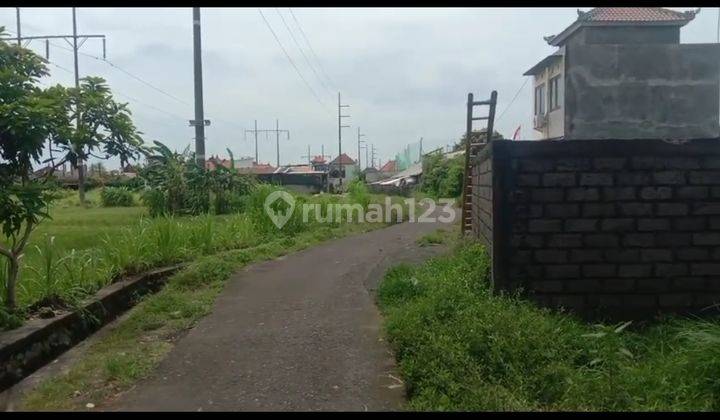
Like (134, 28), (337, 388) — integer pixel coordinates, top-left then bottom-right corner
(364, 143), (369, 170)
(301, 145), (312, 164)
(71, 8), (84, 202)
(190, 7), (209, 167)
(357, 127), (366, 170)
(255, 120), (258, 163)
(320, 145), (332, 162)
(337, 92), (350, 185)
(370, 144), (377, 169)
(15, 7), (21, 46)
(275, 119), (280, 167)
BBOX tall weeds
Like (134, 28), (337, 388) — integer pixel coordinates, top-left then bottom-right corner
(378, 242), (720, 411)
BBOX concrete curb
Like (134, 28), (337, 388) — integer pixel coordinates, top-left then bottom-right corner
(0, 264), (184, 392)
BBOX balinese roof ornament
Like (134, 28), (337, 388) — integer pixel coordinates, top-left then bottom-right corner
(684, 8), (701, 18)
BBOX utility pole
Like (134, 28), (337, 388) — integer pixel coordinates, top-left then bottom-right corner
(357, 127), (366, 170)
(320, 145), (331, 162)
(275, 119), (280, 167)
(71, 8), (85, 203)
(301, 145), (312, 164)
(370, 144), (377, 169)
(243, 121), (289, 167)
(337, 92), (351, 186)
(243, 120), (260, 163)
(190, 7), (210, 168)
(364, 143), (369, 170)
(15, 7), (21, 46)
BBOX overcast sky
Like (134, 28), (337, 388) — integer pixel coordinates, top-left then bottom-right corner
(1, 7), (717, 169)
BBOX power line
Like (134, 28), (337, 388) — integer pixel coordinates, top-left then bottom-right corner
(7, 19), (244, 132)
(5, 26), (192, 108)
(258, 8), (330, 114)
(496, 78), (529, 122)
(274, 8), (332, 98)
(288, 8), (337, 91)
(47, 39), (192, 107)
(27, 33), (245, 130)
(47, 60), (74, 76)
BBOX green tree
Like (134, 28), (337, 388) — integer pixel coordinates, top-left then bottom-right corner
(0, 30), (68, 312)
(0, 31), (145, 312)
(453, 128), (505, 152)
(53, 76), (145, 204)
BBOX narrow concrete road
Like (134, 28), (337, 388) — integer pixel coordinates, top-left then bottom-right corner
(110, 217), (454, 411)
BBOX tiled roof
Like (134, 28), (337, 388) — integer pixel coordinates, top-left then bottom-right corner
(545, 7), (698, 46)
(311, 155), (326, 164)
(379, 160), (397, 173)
(329, 153), (356, 166)
(579, 7), (695, 23)
(237, 163), (276, 174)
(277, 164), (314, 173)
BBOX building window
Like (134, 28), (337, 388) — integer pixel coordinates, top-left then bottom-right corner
(549, 75), (561, 111)
(534, 83), (546, 116)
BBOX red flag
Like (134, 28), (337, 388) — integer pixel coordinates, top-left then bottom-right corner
(512, 125), (521, 140)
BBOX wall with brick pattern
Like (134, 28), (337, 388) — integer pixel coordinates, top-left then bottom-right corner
(471, 139), (720, 320)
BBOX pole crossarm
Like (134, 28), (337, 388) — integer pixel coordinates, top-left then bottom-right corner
(1, 34), (106, 41)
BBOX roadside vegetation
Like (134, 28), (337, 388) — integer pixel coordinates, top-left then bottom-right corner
(420, 129), (504, 201)
(19, 219), (382, 410)
(1, 182), (407, 330)
(420, 153), (464, 200)
(416, 228), (452, 247)
(378, 242), (720, 411)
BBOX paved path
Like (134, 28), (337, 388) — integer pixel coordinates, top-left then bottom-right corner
(111, 217), (454, 411)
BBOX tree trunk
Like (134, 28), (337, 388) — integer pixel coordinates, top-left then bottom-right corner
(78, 160), (86, 205)
(5, 255), (19, 313)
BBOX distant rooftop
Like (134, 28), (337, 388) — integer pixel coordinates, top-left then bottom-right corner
(545, 7), (699, 46)
(329, 153), (356, 166)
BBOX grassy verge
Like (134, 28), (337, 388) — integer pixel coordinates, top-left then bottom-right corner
(19, 221), (381, 410)
(377, 241), (720, 411)
(416, 227), (454, 247)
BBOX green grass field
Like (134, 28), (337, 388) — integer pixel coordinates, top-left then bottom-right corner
(1, 185), (409, 329)
(378, 241), (720, 411)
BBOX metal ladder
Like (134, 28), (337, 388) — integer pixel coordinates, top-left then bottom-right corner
(460, 90), (497, 235)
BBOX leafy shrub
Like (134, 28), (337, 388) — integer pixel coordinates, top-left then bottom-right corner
(139, 142), (257, 217)
(421, 153), (464, 199)
(100, 187), (135, 207)
(141, 188), (167, 217)
(348, 179), (371, 209)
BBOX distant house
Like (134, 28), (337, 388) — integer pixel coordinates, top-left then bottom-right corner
(237, 162), (276, 175)
(205, 155), (234, 170)
(328, 153), (358, 190)
(524, 7), (719, 140)
(362, 166), (386, 183)
(121, 164), (138, 178)
(310, 156), (329, 172)
(275, 164), (318, 174)
(235, 156), (255, 169)
(379, 160), (397, 174)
